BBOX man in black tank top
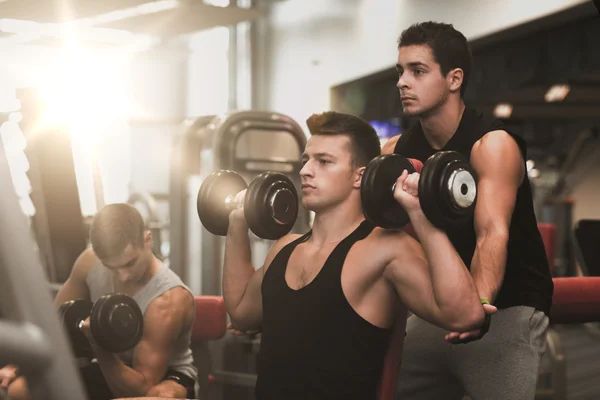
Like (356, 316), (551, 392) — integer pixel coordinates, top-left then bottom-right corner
(387, 22), (554, 400)
(222, 111), (493, 400)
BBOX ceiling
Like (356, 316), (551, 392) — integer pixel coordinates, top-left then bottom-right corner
(0, 1), (262, 45)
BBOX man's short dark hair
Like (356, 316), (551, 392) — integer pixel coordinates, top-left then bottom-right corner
(398, 21), (472, 97)
(306, 111), (381, 168)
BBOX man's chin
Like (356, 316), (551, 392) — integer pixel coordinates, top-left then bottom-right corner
(402, 106), (421, 117)
(301, 199), (321, 213)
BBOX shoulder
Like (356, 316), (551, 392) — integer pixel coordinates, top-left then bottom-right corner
(471, 130), (525, 183)
(274, 233), (303, 248)
(368, 227), (422, 262)
(72, 247), (98, 279)
(147, 286), (194, 321)
(475, 129), (522, 150)
(263, 233), (303, 271)
(364, 227), (425, 280)
(270, 233), (303, 258)
(472, 130), (525, 166)
(382, 135), (401, 154)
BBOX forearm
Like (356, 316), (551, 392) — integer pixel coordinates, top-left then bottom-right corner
(93, 350), (153, 397)
(222, 219), (256, 320)
(470, 232), (508, 303)
(409, 211), (483, 327)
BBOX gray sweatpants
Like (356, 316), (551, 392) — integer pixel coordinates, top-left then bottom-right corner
(396, 306), (549, 400)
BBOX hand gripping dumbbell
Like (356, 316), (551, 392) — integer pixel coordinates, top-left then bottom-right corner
(197, 170), (299, 240)
(360, 151), (477, 231)
(59, 293), (144, 356)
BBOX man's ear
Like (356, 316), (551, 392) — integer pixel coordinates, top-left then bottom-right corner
(447, 67), (464, 94)
(144, 230), (153, 249)
(354, 166), (366, 189)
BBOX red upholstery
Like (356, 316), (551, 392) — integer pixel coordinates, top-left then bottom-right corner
(538, 223), (557, 273)
(407, 158), (424, 173)
(550, 277), (600, 324)
(377, 311), (408, 400)
(191, 296), (227, 342)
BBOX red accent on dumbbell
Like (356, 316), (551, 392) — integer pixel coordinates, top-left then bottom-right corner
(408, 158), (423, 173)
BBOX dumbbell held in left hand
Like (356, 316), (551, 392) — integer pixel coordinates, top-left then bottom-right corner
(197, 170), (299, 240)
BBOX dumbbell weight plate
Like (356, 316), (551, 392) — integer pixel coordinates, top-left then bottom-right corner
(361, 154), (417, 229)
(419, 151), (477, 231)
(244, 172), (299, 240)
(60, 299), (93, 358)
(90, 294), (144, 353)
(197, 170), (248, 236)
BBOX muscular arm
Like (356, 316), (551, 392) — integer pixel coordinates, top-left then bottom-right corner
(469, 130), (525, 303)
(93, 287), (194, 397)
(223, 213), (298, 331)
(384, 213), (485, 332)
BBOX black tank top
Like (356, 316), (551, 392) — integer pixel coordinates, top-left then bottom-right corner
(394, 107), (553, 314)
(256, 220), (392, 400)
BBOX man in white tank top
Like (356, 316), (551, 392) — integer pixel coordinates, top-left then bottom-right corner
(1, 203), (197, 400)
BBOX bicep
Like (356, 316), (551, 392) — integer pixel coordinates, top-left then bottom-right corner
(234, 234), (299, 329)
(471, 131), (524, 239)
(133, 290), (194, 384)
(384, 242), (444, 327)
(472, 175), (517, 239)
(233, 265), (264, 330)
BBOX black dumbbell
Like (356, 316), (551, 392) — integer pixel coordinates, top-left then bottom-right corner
(197, 170), (299, 240)
(59, 299), (94, 358)
(360, 150), (477, 231)
(60, 293), (144, 355)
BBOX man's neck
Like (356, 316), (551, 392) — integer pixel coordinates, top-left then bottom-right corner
(420, 99), (466, 150)
(309, 200), (365, 248)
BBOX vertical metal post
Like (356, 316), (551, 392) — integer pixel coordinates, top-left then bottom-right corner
(0, 140), (88, 400)
(228, 0), (239, 111)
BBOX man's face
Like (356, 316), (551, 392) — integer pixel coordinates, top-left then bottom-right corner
(396, 44), (451, 117)
(100, 233), (152, 285)
(299, 135), (361, 213)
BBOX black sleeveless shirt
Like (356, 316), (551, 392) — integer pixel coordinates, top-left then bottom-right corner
(393, 107), (553, 314)
(256, 220), (393, 400)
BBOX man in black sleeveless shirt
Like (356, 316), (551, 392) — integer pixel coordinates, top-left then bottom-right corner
(385, 22), (554, 400)
(222, 111), (493, 400)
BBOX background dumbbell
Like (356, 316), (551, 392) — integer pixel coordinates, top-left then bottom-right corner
(360, 150), (477, 231)
(59, 293), (144, 356)
(197, 170), (299, 240)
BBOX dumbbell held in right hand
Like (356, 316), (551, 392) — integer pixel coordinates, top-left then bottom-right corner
(197, 170), (299, 240)
(59, 294), (144, 356)
(361, 151), (477, 231)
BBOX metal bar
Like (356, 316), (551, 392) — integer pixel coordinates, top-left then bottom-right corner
(0, 321), (53, 374)
(228, 7), (238, 111)
(0, 140), (88, 400)
(91, 153), (105, 211)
